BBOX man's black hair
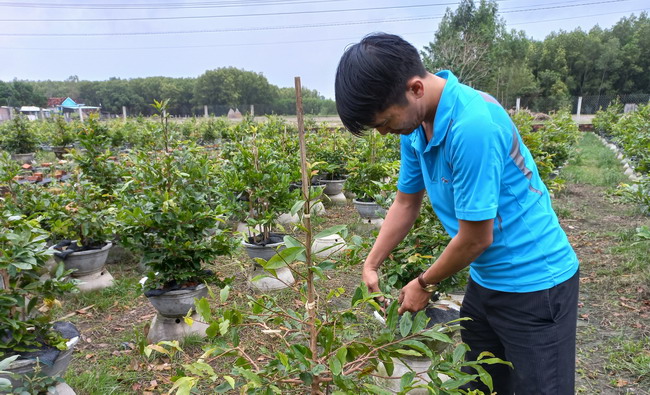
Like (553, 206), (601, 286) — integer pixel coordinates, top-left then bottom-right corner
(335, 33), (427, 136)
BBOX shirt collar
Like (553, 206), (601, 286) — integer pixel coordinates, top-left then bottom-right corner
(408, 70), (458, 153)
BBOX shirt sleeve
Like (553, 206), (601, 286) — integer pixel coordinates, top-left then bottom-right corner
(449, 114), (506, 221)
(397, 134), (425, 194)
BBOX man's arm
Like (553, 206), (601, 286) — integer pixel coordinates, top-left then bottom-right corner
(362, 189), (424, 295)
(397, 218), (493, 314)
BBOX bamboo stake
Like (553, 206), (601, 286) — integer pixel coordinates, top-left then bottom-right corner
(294, 77), (320, 394)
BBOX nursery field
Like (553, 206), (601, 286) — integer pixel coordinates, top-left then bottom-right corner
(44, 131), (650, 394)
(1, 104), (649, 394)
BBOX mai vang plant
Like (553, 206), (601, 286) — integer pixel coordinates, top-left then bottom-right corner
(117, 99), (237, 291)
(221, 127), (298, 243)
(1, 115), (39, 155)
(70, 113), (125, 195)
(49, 174), (117, 249)
(0, 211), (76, 359)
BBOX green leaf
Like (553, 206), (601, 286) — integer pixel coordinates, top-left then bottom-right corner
(385, 301), (399, 332)
(350, 286), (364, 306)
(219, 285), (230, 303)
(329, 356), (342, 376)
(397, 340), (432, 357)
(362, 383), (394, 395)
(441, 376), (477, 391)
(309, 266), (325, 280)
(219, 319), (230, 336)
(238, 368), (262, 387)
(411, 310), (428, 334)
(395, 349), (422, 357)
(0, 355), (19, 370)
(311, 364), (327, 376)
(336, 347), (347, 367)
(206, 322), (219, 338)
(277, 352), (289, 369)
(290, 200), (306, 216)
(195, 297), (211, 321)
(317, 260), (337, 271)
(299, 372), (313, 385)
(283, 235), (303, 248)
(400, 371), (416, 391)
(223, 375), (236, 389)
(421, 330), (453, 344)
(452, 344), (466, 364)
(264, 246), (304, 270)
(475, 365), (493, 392)
(399, 312), (413, 337)
(313, 225), (347, 240)
(169, 376), (197, 395)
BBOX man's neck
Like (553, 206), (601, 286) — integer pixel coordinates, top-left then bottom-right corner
(422, 73), (446, 142)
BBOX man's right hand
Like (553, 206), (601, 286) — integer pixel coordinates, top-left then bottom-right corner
(362, 266), (380, 293)
(362, 266), (387, 309)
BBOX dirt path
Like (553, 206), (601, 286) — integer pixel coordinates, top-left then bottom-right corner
(555, 182), (650, 394)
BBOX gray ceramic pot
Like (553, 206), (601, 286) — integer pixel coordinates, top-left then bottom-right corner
(146, 283), (209, 318)
(55, 242), (113, 277)
(352, 199), (386, 219)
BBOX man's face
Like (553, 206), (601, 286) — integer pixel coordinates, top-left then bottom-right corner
(370, 98), (422, 136)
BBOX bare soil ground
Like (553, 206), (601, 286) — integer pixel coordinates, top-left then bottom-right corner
(554, 183), (650, 394)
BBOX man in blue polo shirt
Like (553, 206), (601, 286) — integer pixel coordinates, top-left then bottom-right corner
(335, 33), (579, 394)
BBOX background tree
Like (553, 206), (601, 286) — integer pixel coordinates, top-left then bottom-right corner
(422, 0), (504, 89)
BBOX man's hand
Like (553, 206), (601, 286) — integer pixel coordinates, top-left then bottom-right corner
(362, 266), (381, 293)
(398, 278), (432, 314)
(362, 266), (388, 309)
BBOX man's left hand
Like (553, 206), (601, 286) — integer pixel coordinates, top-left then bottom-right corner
(397, 278), (432, 314)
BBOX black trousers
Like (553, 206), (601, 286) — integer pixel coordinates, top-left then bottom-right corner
(460, 270), (579, 395)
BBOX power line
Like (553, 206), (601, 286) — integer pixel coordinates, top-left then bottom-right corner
(0, 0), (460, 10)
(0, 0), (343, 9)
(1, 16), (440, 37)
(0, 0), (637, 36)
(0, 0), (626, 22)
(0, 7), (646, 51)
(0, 2), (488, 23)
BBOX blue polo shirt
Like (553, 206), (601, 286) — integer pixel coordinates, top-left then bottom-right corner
(397, 70), (578, 292)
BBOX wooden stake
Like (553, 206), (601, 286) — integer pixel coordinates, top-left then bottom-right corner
(294, 77), (319, 394)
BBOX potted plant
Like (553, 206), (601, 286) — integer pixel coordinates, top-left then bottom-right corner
(220, 132), (300, 291)
(117, 100), (237, 342)
(309, 126), (353, 197)
(49, 116), (76, 159)
(1, 115), (39, 164)
(0, 211), (79, 394)
(345, 131), (399, 220)
(48, 174), (117, 292)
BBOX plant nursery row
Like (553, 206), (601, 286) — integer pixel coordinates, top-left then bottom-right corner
(0, 104), (594, 394)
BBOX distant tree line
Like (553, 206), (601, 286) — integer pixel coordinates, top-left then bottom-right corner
(423, 0), (650, 112)
(0, 67), (336, 117)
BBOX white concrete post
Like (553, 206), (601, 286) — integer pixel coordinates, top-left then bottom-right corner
(78, 107), (84, 122)
(122, 106), (127, 121)
(204, 105), (208, 118)
(250, 104), (254, 117)
(516, 97), (521, 112)
(576, 96), (583, 122)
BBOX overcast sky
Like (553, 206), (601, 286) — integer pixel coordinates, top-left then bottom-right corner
(1, 0), (648, 100)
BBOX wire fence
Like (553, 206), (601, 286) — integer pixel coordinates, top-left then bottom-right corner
(517, 94), (650, 114)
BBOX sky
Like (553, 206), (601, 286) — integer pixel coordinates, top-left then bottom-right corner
(1, 0), (648, 100)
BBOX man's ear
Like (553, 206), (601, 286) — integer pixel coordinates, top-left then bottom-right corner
(406, 78), (425, 98)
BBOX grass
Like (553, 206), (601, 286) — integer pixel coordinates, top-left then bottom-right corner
(604, 336), (650, 387)
(562, 132), (630, 187)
